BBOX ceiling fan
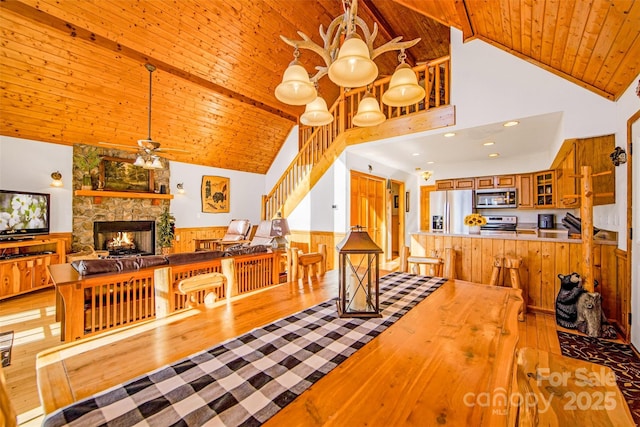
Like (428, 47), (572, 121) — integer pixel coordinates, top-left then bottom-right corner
(99, 63), (187, 169)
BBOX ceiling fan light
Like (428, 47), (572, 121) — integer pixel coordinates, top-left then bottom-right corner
(300, 96), (334, 126)
(328, 35), (378, 88)
(134, 155), (145, 167)
(352, 93), (385, 127)
(382, 63), (425, 107)
(275, 61), (317, 105)
(150, 156), (163, 169)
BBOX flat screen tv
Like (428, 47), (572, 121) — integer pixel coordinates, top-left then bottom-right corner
(0, 189), (50, 240)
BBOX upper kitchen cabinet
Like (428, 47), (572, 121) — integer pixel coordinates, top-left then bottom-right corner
(474, 175), (516, 189)
(534, 170), (556, 208)
(435, 178), (475, 190)
(516, 174), (534, 208)
(552, 135), (615, 207)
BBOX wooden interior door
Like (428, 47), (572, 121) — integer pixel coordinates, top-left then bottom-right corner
(350, 171), (386, 254)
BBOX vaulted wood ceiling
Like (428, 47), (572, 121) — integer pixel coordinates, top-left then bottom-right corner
(1, 1), (638, 174)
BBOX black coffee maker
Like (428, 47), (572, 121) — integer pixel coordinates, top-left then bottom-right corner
(538, 214), (555, 229)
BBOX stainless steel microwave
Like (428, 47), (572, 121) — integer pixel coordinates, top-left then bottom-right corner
(475, 188), (517, 208)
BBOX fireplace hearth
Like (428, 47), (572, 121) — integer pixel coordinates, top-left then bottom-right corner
(93, 221), (155, 257)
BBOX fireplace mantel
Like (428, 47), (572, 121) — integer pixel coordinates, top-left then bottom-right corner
(74, 190), (173, 206)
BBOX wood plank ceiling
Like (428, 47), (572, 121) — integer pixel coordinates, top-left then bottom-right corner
(1, 0), (638, 174)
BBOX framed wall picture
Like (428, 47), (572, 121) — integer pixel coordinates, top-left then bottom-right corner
(394, 195), (399, 208)
(201, 176), (229, 213)
(405, 191), (410, 212)
(99, 157), (154, 192)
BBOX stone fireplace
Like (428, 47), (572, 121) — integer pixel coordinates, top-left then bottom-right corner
(72, 144), (170, 254)
(93, 221), (156, 257)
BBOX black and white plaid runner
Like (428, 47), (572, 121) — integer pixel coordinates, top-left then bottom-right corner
(44, 272), (446, 427)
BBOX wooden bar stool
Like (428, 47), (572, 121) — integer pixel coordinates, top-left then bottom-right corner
(489, 255), (524, 321)
(400, 247), (456, 279)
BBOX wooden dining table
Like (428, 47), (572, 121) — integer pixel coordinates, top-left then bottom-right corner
(37, 270), (523, 426)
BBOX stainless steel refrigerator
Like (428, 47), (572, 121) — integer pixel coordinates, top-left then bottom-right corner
(429, 190), (474, 234)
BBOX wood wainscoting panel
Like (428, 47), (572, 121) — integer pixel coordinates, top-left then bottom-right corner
(410, 235), (623, 327)
(173, 226), (230, 253)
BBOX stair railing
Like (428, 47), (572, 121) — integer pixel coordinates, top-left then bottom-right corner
(263, 56), (450, 220)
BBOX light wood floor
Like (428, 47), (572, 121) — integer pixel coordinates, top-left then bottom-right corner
(0, 278), (605, 426)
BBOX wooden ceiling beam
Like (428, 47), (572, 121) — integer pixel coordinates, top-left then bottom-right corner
(360, 0), (418, 66)
(454, 0), (475, 41)
(1, 0), (298, 123)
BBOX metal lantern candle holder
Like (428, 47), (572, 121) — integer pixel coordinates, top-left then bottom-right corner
(336, 225), (383, 318)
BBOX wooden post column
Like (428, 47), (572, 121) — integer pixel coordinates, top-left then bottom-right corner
(580, 166), (595, 293)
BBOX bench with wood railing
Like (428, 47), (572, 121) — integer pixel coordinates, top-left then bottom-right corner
(50, 251), (285, 342)
(263, 56), (451, 220)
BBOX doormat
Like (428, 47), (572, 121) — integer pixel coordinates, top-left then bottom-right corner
(0, 331), (14, 367)
(557, 331), (640, 425)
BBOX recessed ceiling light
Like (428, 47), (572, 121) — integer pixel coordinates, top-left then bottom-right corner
(412, 152), (420, 156)
(489, 153), (500, 158)
(427, 161), (435, 164)
(483, 141), (495, 146)
(444, 132), (456, 138)
(503, 121), (519, 127)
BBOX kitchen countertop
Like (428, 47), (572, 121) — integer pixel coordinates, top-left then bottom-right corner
(412, 230), (617, 245)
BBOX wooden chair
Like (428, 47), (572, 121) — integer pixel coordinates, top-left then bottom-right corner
(0, 366), (17, 427)
(177, 272), (227, 308)
(288, 244), (327, 281)
(515, 347), (634, 426)
(400, 247), (456, 279)
(489, 255), (524, 321)
(195, 219), (251, 251)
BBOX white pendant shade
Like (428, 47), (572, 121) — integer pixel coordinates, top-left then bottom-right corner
(328, 35), (378, 88)
(275, 61), (317, 105)
(382, 63), (425, 107)
(300, 96), (334, 126)
(134, 155), (145, 167)
(352, 93), (385, 127)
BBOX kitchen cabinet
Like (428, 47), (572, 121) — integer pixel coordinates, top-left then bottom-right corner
(0, 238), (64, 299)
(475, 175), (515, 189)
(435, 178), (474, 190)
(551, 135), (615, 207)
(516, 173), (534, 208)
(475, 176), (495, 189)
(496, 175), (516, 188)
(555, 144), (579, 208)
(534, 170), (556, 208)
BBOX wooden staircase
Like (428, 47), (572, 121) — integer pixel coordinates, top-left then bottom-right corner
(262, 56), (454, 220)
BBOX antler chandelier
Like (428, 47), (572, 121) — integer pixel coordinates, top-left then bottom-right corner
(275, 0), (425, 127)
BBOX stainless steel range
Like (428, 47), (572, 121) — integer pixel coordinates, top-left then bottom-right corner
(480, 216), (517, 235)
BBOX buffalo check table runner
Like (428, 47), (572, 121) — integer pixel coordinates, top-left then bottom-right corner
(44, 272), (446, 427)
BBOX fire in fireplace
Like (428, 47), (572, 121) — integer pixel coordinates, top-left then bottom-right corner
(94, 221), (156, 257)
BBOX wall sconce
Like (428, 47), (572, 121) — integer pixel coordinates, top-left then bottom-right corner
(176, 183), (185, 194)
(50, 171), (63, 187)
(610, 147), (627, 166)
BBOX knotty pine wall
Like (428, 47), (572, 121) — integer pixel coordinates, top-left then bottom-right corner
(410, 234), (627, 336)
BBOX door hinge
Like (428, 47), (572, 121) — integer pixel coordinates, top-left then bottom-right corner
(629, 313), (632, 325)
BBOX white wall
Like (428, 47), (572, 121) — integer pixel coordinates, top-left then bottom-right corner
(0, 136), (73, 232)
(169, 161), (265, 228)
(265, 125), (299, 192)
